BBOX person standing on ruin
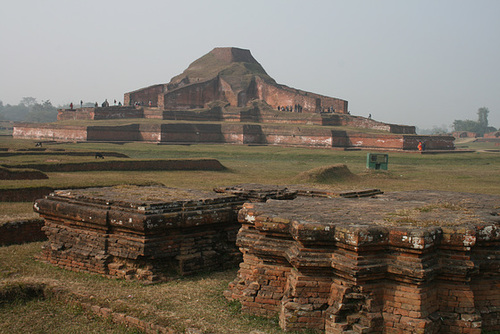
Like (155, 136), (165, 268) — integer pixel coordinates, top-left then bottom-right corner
(418, 141), (423, 151)
(70, 102), (73, 110)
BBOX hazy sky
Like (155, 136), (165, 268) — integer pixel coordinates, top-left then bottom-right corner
(1, 0), (499, 129)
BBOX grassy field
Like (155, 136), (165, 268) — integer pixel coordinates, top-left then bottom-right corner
(1, 136), (500, 333)
(1, 136), (499, 198)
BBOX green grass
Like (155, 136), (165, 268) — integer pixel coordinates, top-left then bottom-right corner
(0, 202), (38, 223)
(1, 137), (500, 208)
(455, 139), (500, 151)
(0, 242), (286, 334)
(0, 297), (140, 334)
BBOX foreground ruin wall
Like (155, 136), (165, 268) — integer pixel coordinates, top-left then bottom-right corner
(34, 186), (245, 281)
(13, 123), (454, 150)
(225, 191), (500, 334)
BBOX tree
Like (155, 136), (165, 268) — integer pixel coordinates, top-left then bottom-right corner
(2, 102), (29, 121)
(24, 100), (57, 122)
(477, 107), (489, 129)
(0, 100), (4, 121)
(20, 97), (37, 107)
(453, 119), (479, 133)
(453, 107), (497, 136)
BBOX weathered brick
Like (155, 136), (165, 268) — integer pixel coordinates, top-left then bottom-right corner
(226, 190), (500, 334)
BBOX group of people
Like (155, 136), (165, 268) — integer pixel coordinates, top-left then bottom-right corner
(68, 99), (122, 109)
(277, 104), (303, 113)
(100, 99), (122, 107)
(322, 106), (337, 113)
(276, 104), (347, 114)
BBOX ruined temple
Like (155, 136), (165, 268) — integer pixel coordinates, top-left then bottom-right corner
(14, 47), (457, 150)
(124, 47), (349, 113)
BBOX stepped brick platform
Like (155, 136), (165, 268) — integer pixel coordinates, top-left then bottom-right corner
(214, 184), (298, 202)
(34, 186), (245, 281)
(214, 183), (384, 201)
(13, 47), (456, 151)
(225, 190), (500, 334)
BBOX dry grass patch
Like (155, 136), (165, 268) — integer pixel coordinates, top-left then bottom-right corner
(0, 242), (286, 333)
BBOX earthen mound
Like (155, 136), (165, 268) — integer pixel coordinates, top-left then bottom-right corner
(294, 164), (356, 183)
(0, 166), (48, 180)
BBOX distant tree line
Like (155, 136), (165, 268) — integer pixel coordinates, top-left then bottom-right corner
(0, 97), (60, 123)
(417, 125), (450, 135)
(453, 107), (497, 136)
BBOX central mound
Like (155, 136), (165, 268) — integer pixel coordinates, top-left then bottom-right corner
(124, 47), (349, 113)
(167, 47), (276, 92)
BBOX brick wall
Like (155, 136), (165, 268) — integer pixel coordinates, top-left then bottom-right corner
(93, 107), (143, 120)
(243, 77), (348, 113)
(13, 122), (454, 150)
(403, 135), (455, 150)
(124, 84), (165, 107)
(163, 78), (226, 110)
(13, 124), (88, 141)
(57, 107), (143, 121)
(0, 219), (46, 246)
(57, 108), (95, 121)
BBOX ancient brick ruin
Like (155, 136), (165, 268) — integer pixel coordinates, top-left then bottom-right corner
(56, 106), (143, 121)
(33, 183), (500, 333)
(34, 186), (245, 280)
(124, 47), (349, 114)
(13, 46), (456, 151)
(225, 190), (500, 334)
(13, 122), (455, 151)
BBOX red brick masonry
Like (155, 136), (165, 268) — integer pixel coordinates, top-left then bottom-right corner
(34, 186), (245, 281)
(13, 123), (454, 151)
(225, 191), (500, 334)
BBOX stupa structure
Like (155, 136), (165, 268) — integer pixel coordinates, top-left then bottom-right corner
(14, 47), (455, 150)
(124, 47), (349, 113)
